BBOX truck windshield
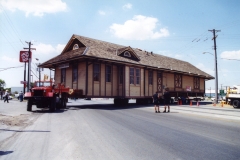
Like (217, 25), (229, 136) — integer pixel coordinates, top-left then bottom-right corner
(36, 82), (51, 87)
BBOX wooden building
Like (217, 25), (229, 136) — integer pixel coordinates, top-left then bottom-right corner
(40, 34), (214, 104)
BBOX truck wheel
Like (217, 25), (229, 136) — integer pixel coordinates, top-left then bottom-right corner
(27, 99), (32, 111)
(233, 100), (240, 108)
(50, 97), (56, 112)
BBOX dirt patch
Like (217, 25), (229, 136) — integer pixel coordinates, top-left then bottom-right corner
(0, 114), (31, 127)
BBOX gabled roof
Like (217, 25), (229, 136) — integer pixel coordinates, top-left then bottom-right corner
(40, 34), (214, 80)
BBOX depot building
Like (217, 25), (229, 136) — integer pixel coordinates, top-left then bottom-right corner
(39, 34), (214, 101)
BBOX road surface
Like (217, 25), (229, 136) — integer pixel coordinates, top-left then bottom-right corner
(0, 99), (240, 160)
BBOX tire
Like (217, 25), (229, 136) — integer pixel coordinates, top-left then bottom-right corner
(232, 100), (240, 108)
(50, 97), (56, 112)
(27, 99), (32, 111)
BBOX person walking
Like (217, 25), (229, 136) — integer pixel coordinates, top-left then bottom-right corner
(163, 88), (171, 112)
(4, 90), (9, 103)
(152, 91), (160, 113)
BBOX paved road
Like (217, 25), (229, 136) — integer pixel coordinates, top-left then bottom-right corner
(0, 99), (240, 160)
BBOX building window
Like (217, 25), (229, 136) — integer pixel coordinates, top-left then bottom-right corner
(106, 65), (111, 82)
(130, 68), (134, 84)
(93, 64), (100, 81)
(124, 51), (131, 57)
(61, 68), (66, 83)
(157, 72), (162, 92)
(194, 77), (200, 89)
(149, 70), (153, 85)
(73, 44), (79, 50)
(119, 66), (123, 84)
(72, 64), (78, 82)
(175, 74), (182, 88)
(136, 68), (140, 85)
(129, 67), (140, 85)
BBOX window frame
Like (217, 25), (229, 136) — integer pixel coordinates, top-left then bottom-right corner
(124, 51), (131, 57)
(93, 64), (100, 81)
(129, 67), (140, 85)
(194, 77), (200, 89)
(129, 67), (134, 84)
(174, 74), (182, 88)
(72, 64), (78, 83)
(61, 68), (66, 84)
(149, 70), (153, 85)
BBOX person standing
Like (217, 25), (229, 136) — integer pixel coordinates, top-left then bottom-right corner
(19, 91), (24, 102)
(163, 88), (171, 112)
(0, 90), (2, 100)
(4, 90), (9, 103)
(152, 91), (160, 113)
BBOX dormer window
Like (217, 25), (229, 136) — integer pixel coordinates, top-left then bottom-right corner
(124, 51), (131, 57)
(73, 44), (79, 50)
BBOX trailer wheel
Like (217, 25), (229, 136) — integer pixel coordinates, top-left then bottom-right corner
(50, 97), (56, 112)
(27, 99), (32, 111)
(233, 100), (240, 108)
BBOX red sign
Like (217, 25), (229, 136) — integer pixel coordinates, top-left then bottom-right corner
(19, 51), (32, 62)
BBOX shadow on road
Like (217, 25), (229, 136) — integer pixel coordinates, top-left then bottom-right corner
(31, 108), (66, 113)
(0, 151), (13, 156)
(0, 129), (50, 132)
(67, 103), (152, 110)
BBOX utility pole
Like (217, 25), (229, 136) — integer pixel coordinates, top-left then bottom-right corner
(24, 41), (36, 92)
(208, 29), (221, 105)
(23, 62), (26, 94)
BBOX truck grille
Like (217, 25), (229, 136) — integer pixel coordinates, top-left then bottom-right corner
(34, 90), (44, 96)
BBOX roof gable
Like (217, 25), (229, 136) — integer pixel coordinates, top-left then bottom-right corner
(117, 46), (140, 61)
(62, 36), (86, 54)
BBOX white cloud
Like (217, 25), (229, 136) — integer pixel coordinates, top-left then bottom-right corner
(31, 43), (65, 62)
(109, 15), (169, 40)
(221, 50), (240, 60)
(0, 55), (18, 63)
(122, 3), (132, 10)
(196, 63), (214, 76)
(98, 10), (106, 15)
(0, 0), (67, 17)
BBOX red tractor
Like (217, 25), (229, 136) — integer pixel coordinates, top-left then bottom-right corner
(24, 81), (73, 112)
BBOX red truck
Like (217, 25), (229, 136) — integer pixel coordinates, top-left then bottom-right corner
(24, 81), (73, 112)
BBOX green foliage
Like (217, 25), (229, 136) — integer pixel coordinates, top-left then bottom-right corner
(0, 79), (6, 90)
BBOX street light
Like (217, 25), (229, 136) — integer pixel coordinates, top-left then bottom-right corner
(203, 52), (218, 104)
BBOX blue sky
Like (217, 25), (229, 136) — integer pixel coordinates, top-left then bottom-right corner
(0, 0), (240, 92)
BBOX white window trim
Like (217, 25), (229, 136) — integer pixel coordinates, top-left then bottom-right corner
(124, 51), (131, 57)
(73, 44), (79, 50)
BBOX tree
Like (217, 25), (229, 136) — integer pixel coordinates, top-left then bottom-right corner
(0, 79), (6, 90)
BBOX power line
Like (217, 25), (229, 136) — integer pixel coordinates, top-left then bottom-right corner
(0, 5), (25, 46)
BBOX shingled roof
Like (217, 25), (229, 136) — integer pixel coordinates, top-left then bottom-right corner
(40, 34), (214, 80)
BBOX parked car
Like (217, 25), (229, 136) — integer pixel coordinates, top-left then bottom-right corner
(211, 96), (226, 101)
(3, 95), (13, 100)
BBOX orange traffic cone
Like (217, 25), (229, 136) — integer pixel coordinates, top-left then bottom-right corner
(190, 100), (192, 106)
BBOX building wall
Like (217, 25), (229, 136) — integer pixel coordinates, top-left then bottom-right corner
(182, 75), (193, 91)
(113, 65), (117, 96)
(54, 59), (206, 98)
(78, 62), (86, 93)
(55, 68), (61, 84)
(125, 66), (129, 96)
(200, 78), (205, 91)
(88, 63), (93, 96)
(100, 63), (105, 96)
